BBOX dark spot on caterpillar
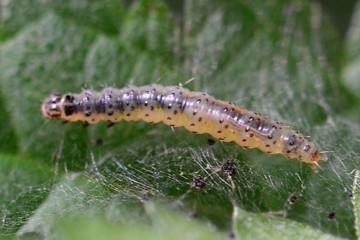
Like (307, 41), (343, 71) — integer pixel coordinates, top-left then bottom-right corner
(107, 111), (114, 116)
(65, 95), (74, 103)
(85, 111), (92, 117)
(64, 105), (76, 116)
(197, 99), (201, 104)
(217, 130), (222, 134)
(145, 114), (149, 117)
(198, 117), (202, 122)
(242, 139), (247, 142)
(245, 127), (250, 132)
(168, 104), (172, 109)
(126, 113), (131, 117)
(304, 144), (311, 152)
(249, 133), (254, 137)
(167, 117), (172, 120)
(265, 144), (270, 147)
(190, 123), (195, 127)
(219, 119), (224, 124)
(193, 175), (205, 189)
(150, 106), (154, 111)
(224, 124), (229, 129)
(179, 100), (187, 113)
(193, 110), (197, 116)
(173, 110), (178, 115)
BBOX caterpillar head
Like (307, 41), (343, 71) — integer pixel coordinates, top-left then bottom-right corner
(41, 94), (63, 119)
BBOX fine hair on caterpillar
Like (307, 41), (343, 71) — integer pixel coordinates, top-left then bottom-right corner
(41, 84), (325, 170)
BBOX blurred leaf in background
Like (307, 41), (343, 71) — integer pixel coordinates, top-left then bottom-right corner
(0, 0), (360, 239)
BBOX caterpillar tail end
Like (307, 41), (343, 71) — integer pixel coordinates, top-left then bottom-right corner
(307, 150), (327, 173)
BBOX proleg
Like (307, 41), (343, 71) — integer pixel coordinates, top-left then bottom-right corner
(41, 84), (324, 169)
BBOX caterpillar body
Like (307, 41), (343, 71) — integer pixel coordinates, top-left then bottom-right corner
(41, 84), (324, 169)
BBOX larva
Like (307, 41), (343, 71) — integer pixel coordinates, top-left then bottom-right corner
(41, 84), (324, 169)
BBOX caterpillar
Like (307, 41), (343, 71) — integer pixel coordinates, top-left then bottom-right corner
(41, 84), (324, 169)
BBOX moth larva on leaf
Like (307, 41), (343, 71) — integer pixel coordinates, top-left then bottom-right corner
(41, 84), (324, 170)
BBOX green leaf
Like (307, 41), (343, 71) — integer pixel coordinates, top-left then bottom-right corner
(343, 0), (360, 120)
(0, 0), (123, 37)
(0, 154), (53, 235)
(0, 94), (18, 153)
(20, 191), (226, 240)
(0, 13), (95, 168)
(120, 0), (176, 62)
(352, 170), (360, 239)
(233, 207), (342, 240)
(0, 0), (359, 239)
